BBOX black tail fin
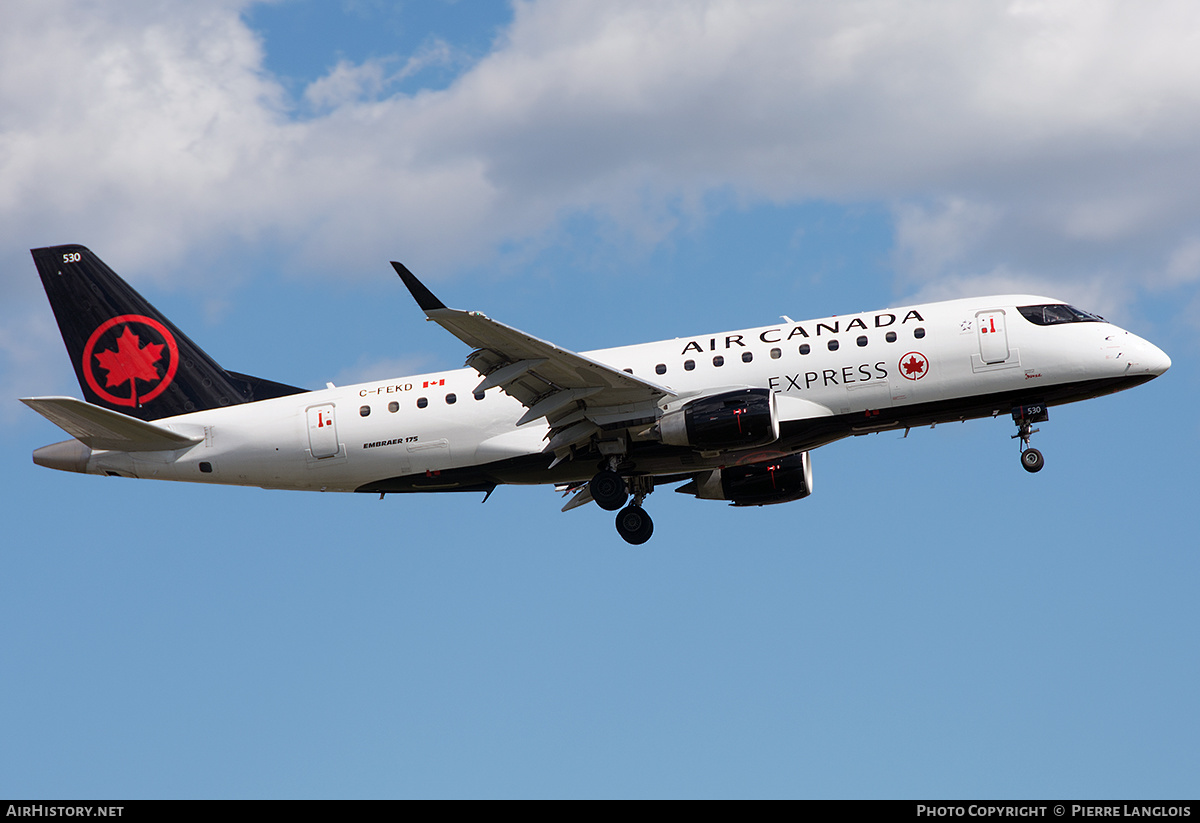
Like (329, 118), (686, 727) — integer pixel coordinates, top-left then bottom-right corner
(32, 244), (305, 421)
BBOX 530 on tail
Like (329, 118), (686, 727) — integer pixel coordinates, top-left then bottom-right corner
(24, 245), (1170, 544)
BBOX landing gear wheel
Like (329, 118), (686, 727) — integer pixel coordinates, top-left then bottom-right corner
(1021, 448), (1045, 473)
(615, 505), (654, 545)
(590, 469), (628, 511)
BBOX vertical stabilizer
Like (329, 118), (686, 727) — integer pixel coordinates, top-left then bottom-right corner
(32, 245), (304, 420)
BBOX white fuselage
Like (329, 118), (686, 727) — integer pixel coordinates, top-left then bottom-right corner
(65, 294), (1170, 492)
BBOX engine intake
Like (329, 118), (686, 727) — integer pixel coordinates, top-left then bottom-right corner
(659, 388), (780, 450)
(676, 452), (813, 506)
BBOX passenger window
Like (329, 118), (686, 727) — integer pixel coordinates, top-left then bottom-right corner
(359, 405), (371, 417)
(713, 355), (725, 367)
(473, 390), (485, 401)
(856, 336), (868, 347)
(623, 368), (633, 374)
(742, 352), (753, 363)
(799, 344), (811, 355)
(655, 364), (666, 375)
(886, 331), (897, 343)
(684, 359), (695, 371)
(827, 339), (839, 351)
(445, 393), (456, 404)
(914, 327), (926, 339)
(388, 401), (399, 413)
(770, 348), (781, 359)
(417, 397), (428, 409)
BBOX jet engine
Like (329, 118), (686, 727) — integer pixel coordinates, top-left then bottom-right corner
(659, 388), (780, 451)
(676, 452), (813, 506)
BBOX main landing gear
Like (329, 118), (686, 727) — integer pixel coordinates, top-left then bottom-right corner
(1011, 404), (1048, 473)
(589, 467), (655, 544)
(589, 469), (628, 511)
(615, 503), (654, 545)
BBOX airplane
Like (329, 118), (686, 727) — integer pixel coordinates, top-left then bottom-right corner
(23, 244), (1171, 544)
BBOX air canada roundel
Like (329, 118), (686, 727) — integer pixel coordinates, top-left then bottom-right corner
(899, 351), (929, 381)
(81, 314), (179, 407)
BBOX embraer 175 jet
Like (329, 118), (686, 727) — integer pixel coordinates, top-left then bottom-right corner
(23, 245), (1170, 544)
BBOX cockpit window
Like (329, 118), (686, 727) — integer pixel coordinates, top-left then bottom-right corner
(1017, 304), (1105, 326)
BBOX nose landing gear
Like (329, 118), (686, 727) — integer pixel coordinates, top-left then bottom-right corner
(1012, 404), (1048, 473)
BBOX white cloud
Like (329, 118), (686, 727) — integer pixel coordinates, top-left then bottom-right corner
(0, 0), (289, 271)
(893, 199), (1001, 282)
(5, 0), (1200, 388)
(304, 58), (391, 109)
(1165, 237), (1200, 288)
(301, 42), (454, 110)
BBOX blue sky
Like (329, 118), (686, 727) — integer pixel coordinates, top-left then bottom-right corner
(2, 1), (1198, 799)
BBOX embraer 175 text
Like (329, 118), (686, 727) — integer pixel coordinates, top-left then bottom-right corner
(24, 246), (1170, 544)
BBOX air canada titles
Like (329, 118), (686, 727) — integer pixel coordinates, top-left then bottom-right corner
(678, 310), (926, 355)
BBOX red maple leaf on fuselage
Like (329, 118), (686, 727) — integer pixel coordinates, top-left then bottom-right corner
(94, 326), (165, 400)
(903, 355), (926, 376)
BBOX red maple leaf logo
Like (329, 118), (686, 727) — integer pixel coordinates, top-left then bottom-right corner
(900, 353), (928, 380)
(94, 326), (165, 405)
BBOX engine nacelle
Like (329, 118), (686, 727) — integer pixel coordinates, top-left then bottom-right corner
(676, 452), (813, 507)
(659, 388), (780, 451)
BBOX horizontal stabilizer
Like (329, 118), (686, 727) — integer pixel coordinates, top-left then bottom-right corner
(21, 396), (203, 452)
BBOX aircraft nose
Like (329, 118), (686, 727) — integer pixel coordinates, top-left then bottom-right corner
(1132, 336), (1171, 377)
(1141, 339), (1171, 376)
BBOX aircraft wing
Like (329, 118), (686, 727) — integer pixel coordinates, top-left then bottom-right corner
(21, 396), (204, 451)
(393, 263), (676, 456)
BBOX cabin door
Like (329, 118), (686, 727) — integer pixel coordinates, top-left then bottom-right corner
(306, 404), (340, 459)
(976, 310), (1010, 364)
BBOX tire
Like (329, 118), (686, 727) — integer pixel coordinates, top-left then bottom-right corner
(615, 505), (654, 545)
(1021, 448), (1045, 473)
(590, 469), (628, 511)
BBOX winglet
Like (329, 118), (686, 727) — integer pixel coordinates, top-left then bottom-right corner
(391, 262), (446, 312)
